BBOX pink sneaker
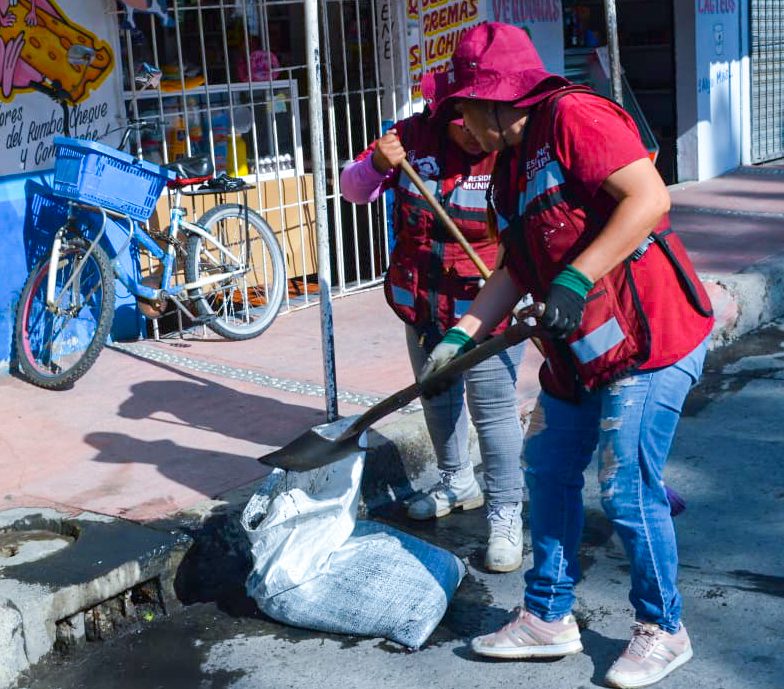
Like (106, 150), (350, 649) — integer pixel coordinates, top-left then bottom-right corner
(471, 608), (583, 659)
(605, 622), (693, 688)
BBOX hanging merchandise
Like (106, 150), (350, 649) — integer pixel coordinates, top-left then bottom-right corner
(232, 0), (261, 37)
(118, 0), (175, 30)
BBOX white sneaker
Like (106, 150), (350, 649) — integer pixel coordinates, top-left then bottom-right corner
(484, 502), (524, 572)
(406, 466), (484, 520)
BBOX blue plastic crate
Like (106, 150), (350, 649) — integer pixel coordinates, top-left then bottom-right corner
(52, 136), (176, 222)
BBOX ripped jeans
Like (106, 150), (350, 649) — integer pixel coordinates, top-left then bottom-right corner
(523, 339), (708, 633)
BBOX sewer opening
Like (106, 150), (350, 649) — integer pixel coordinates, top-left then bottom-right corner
(54, 578), (166, 654)
(0, 516), (80, 565)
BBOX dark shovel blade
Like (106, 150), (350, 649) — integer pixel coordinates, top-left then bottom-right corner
(258, 423), (363, 472)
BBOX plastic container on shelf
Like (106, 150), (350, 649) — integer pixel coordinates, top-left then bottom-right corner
(52, 136), (176, 222)
(226, 106), (252, 176)
(211, 110), (230, 173)
(167, 113), (189, 161)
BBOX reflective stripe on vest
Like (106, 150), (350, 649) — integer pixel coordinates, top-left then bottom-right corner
(569, 317), (625, 364)
(519, 160), (566, 215)
(454, 299), (473, 318)
(391, 285), (415, 308)
(451, 184), (488, 209)
(400, 172), (437, 198)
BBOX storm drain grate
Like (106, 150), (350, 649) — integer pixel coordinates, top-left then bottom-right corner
(55, 578), (166, 653)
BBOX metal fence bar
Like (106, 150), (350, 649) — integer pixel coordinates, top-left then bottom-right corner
(305, 0), (338, 420)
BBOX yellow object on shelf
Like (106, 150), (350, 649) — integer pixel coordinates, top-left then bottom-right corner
(227, 136), (249, 177)
(160, 75), (206, 92)
(167, 114), (188, 161)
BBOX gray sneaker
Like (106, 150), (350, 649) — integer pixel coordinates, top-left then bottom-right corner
(484, 502), (524, 572)
(406, 466), (484, 520)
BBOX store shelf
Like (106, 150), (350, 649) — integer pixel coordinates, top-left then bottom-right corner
(123, 79), (297, 101)
(123, 79), (304, 180)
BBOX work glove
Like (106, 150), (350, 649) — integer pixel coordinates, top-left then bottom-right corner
(418, 326), (475, 399)
(541, 265), (594, 339)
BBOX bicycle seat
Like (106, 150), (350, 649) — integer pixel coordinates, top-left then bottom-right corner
(164, 155), (214, 180)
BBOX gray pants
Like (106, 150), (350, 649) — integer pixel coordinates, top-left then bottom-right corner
(405, 325), (525, 506)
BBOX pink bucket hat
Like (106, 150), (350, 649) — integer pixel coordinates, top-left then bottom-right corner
(421, 70), (463, 125)
(429, 22), (569, 120)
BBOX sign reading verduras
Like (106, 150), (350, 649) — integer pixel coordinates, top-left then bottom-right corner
(0, 0), (123, 175)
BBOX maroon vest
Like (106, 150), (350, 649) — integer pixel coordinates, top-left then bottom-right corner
(383, 114), (508, 341)
(495, 87), (714, 399)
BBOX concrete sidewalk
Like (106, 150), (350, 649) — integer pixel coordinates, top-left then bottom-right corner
(1, 165), (784, 685)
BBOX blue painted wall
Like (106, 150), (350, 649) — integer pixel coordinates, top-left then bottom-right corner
(0, 173), (39, 374)
(0, 173), (146, 376)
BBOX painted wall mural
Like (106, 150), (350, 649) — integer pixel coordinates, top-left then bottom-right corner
(0, 0), (122, 175)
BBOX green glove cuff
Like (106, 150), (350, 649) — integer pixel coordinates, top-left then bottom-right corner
(552, 264), (594, 299)
(441, 326), (476, 351)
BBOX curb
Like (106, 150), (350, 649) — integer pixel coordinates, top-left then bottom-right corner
(700, 253), (784, 347)
(0, 509), (191, 688)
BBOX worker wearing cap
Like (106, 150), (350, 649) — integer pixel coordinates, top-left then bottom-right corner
(421, 22), (714, 689)
(339, 80), (527, 574)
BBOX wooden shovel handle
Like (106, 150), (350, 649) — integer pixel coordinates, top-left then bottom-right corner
(399, 158), (492, 279)
(398, 157), (546, 356)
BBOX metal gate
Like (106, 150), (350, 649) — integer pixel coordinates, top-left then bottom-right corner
(115, 0), (416, 320)
(750, 0), (784, 163)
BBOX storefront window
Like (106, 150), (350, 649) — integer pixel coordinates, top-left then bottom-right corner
(118, 2), (303, 181)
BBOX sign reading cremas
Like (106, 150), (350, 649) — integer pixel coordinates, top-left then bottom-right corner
(407, 0), (483, 99)
(406, 0), (564, 101)
(0, 0), (123, 175)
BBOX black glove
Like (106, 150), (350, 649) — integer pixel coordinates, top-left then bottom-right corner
(540, 265), (594, 339)
(418, 327), (475, 399)
(541, 283), (587, 339)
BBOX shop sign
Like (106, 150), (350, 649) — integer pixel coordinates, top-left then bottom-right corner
(0, 0), (123, 175)
(406, 0), (564, 102)
(406, 0), (484, 100)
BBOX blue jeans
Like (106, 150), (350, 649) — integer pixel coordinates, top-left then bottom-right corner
(523, 339), (708, 633)
(405, 326), (525, 506)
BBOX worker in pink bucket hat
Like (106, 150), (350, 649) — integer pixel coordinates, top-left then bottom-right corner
(339, 72), (528, 574)
(420, 22), (714, 689)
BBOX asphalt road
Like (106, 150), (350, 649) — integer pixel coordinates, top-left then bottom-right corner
(17, 322), (784, 689)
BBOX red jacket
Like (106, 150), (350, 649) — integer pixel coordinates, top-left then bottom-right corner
(494, 87), (714, 399)
(355, 113), (507, 342)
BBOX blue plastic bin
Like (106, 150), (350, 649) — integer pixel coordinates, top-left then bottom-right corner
(52, 137), (176, 222)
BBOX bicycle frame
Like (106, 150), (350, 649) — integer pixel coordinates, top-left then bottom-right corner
(44, 186), (249, 316)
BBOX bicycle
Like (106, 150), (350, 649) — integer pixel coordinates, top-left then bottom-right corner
(14, 57), (286, 390)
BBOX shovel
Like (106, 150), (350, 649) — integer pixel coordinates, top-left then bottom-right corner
(258, 305), (544, 472)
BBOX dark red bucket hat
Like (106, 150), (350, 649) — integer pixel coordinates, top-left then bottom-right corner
(429, 22), (569, 120)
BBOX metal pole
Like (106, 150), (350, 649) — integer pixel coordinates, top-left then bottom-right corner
(305, 0), (339, 421)
(604, 0), (623, 106)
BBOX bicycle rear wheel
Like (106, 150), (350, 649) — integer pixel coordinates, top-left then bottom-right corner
(185, 203), (285, 340)
(15, 237), (115, 390)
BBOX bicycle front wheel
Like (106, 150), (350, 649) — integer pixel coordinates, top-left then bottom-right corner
(15, 238), (115, 389)
(185, 203), (285, 340)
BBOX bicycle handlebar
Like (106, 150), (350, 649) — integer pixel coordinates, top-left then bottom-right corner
(30, 78), (160, 148)
(28, 79), (71, 104)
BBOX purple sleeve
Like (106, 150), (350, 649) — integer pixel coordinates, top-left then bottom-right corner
(340, 154), (394, 204)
